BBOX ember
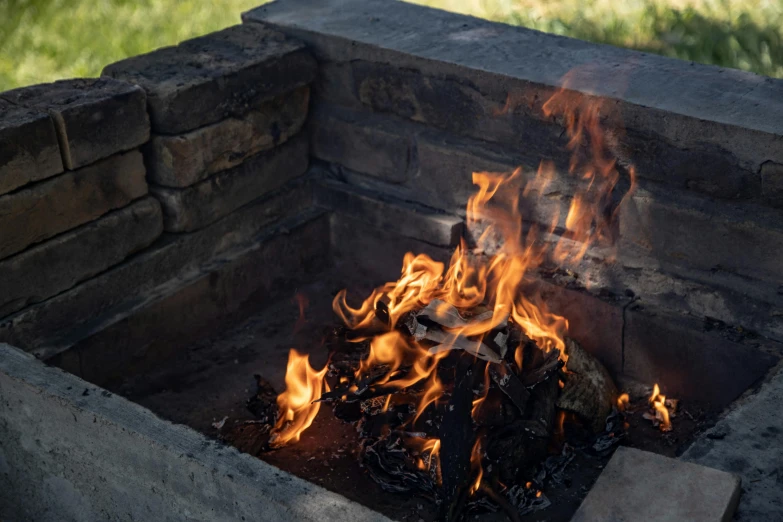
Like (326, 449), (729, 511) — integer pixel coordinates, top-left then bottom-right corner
(238, 77), (680, 519)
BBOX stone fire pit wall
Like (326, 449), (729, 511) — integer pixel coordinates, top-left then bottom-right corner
(0, 0), (782, 520)
(0, 23), (323, 366)
(0, 0), (780, 404)
(245, 0), (783, 399)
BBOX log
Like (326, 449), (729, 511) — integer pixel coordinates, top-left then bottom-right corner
(556, 338), (618, 433)
(438, 354), (479, 521)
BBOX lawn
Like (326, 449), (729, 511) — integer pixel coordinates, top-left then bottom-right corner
(1, 0), (782, 91)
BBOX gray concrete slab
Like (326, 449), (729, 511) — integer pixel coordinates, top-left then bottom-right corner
(0, 343), (391, 522)
(682, 364), (783, 521)
(572, 446), (741, 522)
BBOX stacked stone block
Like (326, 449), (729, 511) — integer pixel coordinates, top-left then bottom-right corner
(246, 0), (783, 344)
(0, 78), (163, 319)
(104, 24), (316, 232)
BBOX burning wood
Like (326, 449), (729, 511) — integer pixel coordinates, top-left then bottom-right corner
(215, 75), (694, 521)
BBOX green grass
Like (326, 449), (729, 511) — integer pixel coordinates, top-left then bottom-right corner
(1, 0), (782, 91)
(0, 0), (263, 90)
(415, 0), (783, 78)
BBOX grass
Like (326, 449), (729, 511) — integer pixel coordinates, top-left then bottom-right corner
(0, 0), (263, 90)
(1, 0), (781, 91)
(414, 0), (783, 78)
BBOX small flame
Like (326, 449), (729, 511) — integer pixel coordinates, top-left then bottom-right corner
(270, 349), (329, 447)
(649, 384), (672, 432)
(469, 437), (484, 496)
(617, 393), (630, 411)
(471, 363), (491, 419)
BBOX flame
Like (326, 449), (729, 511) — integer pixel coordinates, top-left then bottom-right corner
(471, 363), (491, 419)
(469, 437), (484, 496)
(649, 384), (672, 432)
(272, 71), (637, 453)
(617, 393), (630, 411)
(270, 349), (329, 447)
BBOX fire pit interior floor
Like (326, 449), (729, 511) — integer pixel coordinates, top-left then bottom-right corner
(95, 258), (718, 522)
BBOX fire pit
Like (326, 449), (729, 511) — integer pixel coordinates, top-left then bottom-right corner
(2, 0), (782, 521)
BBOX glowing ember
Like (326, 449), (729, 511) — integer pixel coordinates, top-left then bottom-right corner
(616, 393), (630, 411)
(269, 349), (329, 447)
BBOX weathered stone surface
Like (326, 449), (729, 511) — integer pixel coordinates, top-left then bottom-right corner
(623, 307), (779, 405)
(310, 105), (415, 183)
(315, 178), (463, 247)
(761, 160), (783, 207)
(0, 197), (162, 319)
(330, 213), (452, 281)
(0, 150), (148, 260)
(0, 343), (391, 522)
(0, 178), (316, 357)
(0, 100), (63, 195)
(2, 78), (149, 169)
(310, 105), (569, 213)
(50, 213), (329, 387)
(572, 447), (741, 522)
(103, 24), (317, 134)
(147, 86), (310, 187)
(618, 186), (783, 283)
(683, 365), (783, 522)
(247, 0), (783, 204)
(150, 134), (309, 232)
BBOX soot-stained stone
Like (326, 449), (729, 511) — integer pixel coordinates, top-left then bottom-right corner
(0, 99), (63, 195)
(149, 134), (309, 232)
(2, 78), (149, 170)
(0, 197), (162, 318)
(103, 24), (317, 134)
(146, 87), (309, 188)
(0, 150), (148, 260)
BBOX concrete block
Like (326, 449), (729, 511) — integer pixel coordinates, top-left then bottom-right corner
(572, 446), (741, 522)
(315, 178), (463, 247)
(330, 213), (453, 281)
(623, 306), (779, 405)
(618, 186), (783, 283)
(52, 212), (330, 387)
(682, 365), (783, 522)
(0, 197), (162, 319)
(2, 78), (149, 169)
(309, 105), (568, 217)
(103, 24), (316, 134)
(0, 343), (391, 522)
(150, 133), (309, 232)
(0, 178), (316, 358)
(0, 99), (63, 195)
(147, 86), (309, 187)
(310, 105), (415, 183)
(0, 150), (148, 260)
(246, 0), (783, 204)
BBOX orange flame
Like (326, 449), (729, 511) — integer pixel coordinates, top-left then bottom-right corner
(469, 436), (484, 496)
(273, 70), (637, 451)
(617, 393), (630, 411)
(270, 349), (329, 447)
(649, 384), (672, 432)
